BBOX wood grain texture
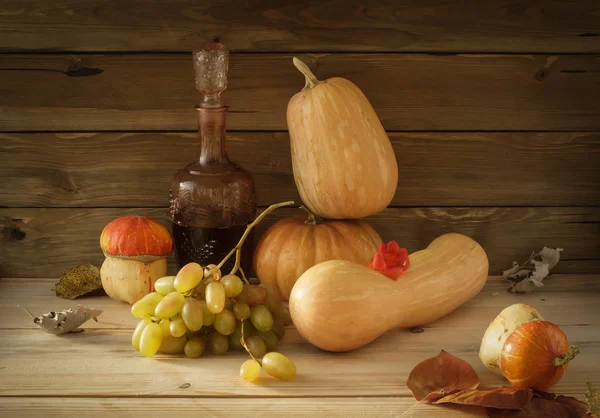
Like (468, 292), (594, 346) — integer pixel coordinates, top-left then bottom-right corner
(2, 132), (599, 208)
(1, 207), (598, 277)
(3, 275), (599, 330)
(0, 0), (599, 53)
(0, 397), (487, 418)
(2, 54), (600, 131)
(0, 276), (597, 400)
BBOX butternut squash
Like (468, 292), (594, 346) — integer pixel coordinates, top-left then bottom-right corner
(289, 233), (489, 352)
(286, 58), (398, 219)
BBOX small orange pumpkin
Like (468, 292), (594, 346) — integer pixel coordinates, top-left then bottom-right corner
(253, 208), (382, 300)
(501, 320), (579, 390)
(100, 216), (173, 304)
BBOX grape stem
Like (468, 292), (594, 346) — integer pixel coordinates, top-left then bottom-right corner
(230, 248), (248, 283)
(207, 200), (295, 278)
(240, 319), (262, 365)
(238, 265), (248, 284)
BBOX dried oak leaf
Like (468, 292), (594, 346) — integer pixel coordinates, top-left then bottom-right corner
(505, 247), (562, 293)
(539, 247), (563, 270)
(406, 350), (480, 401)
(488, 391), (593, 418)
(53, 264), (103, 299)
(435, 386), (533, 409)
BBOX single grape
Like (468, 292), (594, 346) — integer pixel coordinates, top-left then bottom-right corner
(229, 326), (244, 351)
(186, 330), (203, 339)
(233, 301), (250, 321)
(181, 298), (204, 331)
(204, 264), (222, 280)
(174, 262), (203, 293)
(214, 309), (236, 335)
(261, 282), (284, 318)
(221, 274), (244, 297)
(154, 291), (185, 319)
(272, 319), (286, 340)
(158, 318), (171, 337)
(256, 330), (279, 351)
(200, 300), (215, 326)
(158, 334), (186, 354)
(170, 317), (187, 337)
(139, 323), (163, 357)
(246, 335), (267, 358)
(237, 285), (268, 307)
(207, 331), (229, 355)
(154, 276), (176, 295)
(132, 318), (152, 351)
(280, 305), (293, 326)
(262, 352), (296, 381)
(240, 359), (261, 382)
(184, 338), (206, 358)
(250, 304), (274, 332)
(131, 292), (164, 318)
(205, 281), (226, 314)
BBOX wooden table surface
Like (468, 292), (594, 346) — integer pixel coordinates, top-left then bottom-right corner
(0, 275), (598, 417)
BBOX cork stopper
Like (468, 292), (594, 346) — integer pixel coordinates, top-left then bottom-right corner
(193, 43), (229, 108)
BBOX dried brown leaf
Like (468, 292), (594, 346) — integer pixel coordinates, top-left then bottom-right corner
(406, 350), (480, 401)
(435, 386), (533, 409)
(487, 391), (593, 418)
(505, 247), (563, 293)
(53, 264), (103, 299)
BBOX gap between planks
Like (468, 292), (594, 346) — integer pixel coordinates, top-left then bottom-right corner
(0, 396), (487, 417)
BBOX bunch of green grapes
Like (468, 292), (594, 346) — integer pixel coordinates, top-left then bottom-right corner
(130, 262), (295, 382)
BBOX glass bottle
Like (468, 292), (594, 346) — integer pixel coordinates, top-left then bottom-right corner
(169, 43), (257, 273)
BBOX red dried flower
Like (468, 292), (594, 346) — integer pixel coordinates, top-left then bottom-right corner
(369, 241), (410, 280)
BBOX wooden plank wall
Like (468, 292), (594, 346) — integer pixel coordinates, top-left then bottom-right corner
(1, 0), (599, 277)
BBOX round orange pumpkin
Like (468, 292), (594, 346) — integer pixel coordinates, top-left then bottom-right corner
(253, 209), (382, 300)
(501, 320), (579, 390)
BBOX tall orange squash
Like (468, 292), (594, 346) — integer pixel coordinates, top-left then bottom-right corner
(286, 58), (398, 219)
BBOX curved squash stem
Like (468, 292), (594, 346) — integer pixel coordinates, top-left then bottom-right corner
(210, 200), (295, 278)
(292, 57), (320, 90)
(300, 205), (324, 225)
(553, 345), (580, 367)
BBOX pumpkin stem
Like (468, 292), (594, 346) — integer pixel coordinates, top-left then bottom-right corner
(293, 57), (320, 90)
(300, 205), (324, 225)
(553, 345), (580, 368)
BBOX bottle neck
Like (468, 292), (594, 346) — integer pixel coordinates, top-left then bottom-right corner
(196, 105), (229, 165)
